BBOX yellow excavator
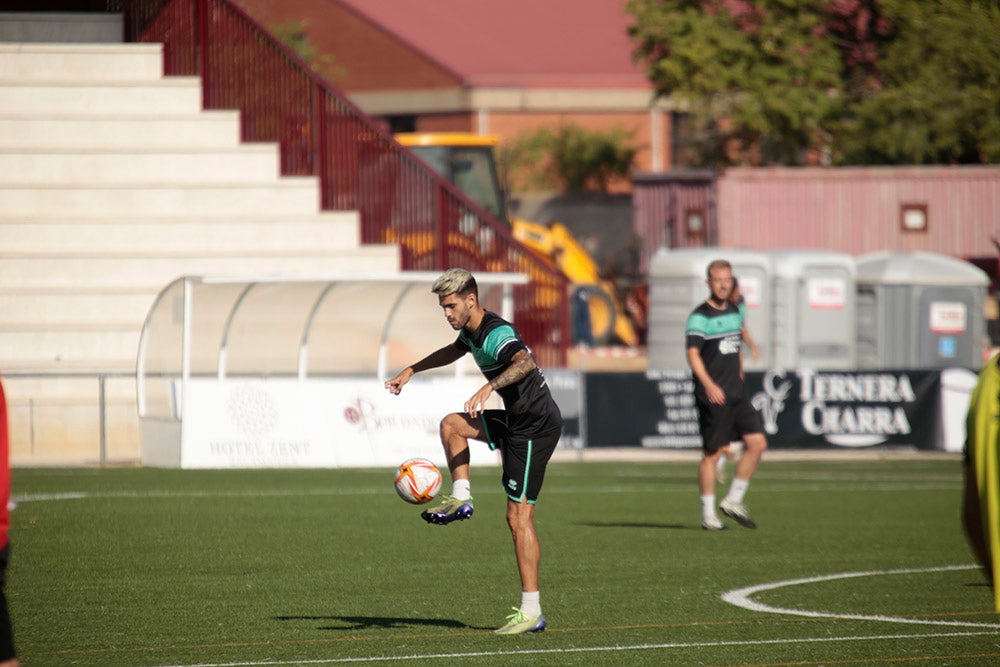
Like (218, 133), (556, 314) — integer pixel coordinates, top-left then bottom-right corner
(395, 132), (644, 346)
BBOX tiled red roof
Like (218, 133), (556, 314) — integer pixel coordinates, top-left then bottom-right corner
(334, 0), (651, 89)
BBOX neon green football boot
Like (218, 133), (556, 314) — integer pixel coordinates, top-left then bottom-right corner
(494, 607), (547, 634)
(420, 495), (474, 525)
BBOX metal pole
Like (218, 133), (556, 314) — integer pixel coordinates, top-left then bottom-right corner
(181, 279), (194, 420)
(99, 374), (107, 464)
(501, 283), (514, 322)
(197, 0), (209, 107)
(314, 80), (327, 206)
(436, 190), (449, 270)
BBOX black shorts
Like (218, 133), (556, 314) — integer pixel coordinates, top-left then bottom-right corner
(696, 395), (763, 454)
(478, 410), (560, 503)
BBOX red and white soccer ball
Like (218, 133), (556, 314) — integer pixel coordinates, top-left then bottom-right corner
(394, 458), (442, 505)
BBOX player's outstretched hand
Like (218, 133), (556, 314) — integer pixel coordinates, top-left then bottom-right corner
(385, 368), (414, 395)
(464, 383), (494, 418)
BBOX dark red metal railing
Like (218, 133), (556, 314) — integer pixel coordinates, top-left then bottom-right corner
(117, 0), (569, 366)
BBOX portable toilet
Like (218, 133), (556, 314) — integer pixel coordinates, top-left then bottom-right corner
(648, 247), (772, 370)
(855, 251), (988, 369)
(770, 250), (856, 370)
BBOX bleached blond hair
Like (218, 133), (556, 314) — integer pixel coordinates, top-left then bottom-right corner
(431, 268), (478, 298)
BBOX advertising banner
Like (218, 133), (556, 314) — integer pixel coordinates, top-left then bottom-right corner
(179, 378), (501, 468)
(747, 369), (942, 448)
(585, 369), (944, 450)
(585, 370), (701, 448)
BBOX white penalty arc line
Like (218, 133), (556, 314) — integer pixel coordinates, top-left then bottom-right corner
(721, 564), (1000, 629)
(151, 630), (1000, 667)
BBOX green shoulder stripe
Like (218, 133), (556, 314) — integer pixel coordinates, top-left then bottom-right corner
(482, 324), (517, 357)
(686, 311), (742, 337)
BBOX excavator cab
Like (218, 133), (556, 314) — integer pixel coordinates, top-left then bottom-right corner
(396, 133), (508, 222)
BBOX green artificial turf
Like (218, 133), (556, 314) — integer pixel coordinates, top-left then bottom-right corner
(9, 459), (999, 666)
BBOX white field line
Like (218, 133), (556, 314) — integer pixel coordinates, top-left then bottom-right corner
(11, 489), (392, 503)
(11, 480), (961, 504)
(721, 564), (1000, 629)
(148, 629), (1000, 667)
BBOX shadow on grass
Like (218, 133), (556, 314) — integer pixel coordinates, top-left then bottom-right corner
(275, 615), (492, 631)
(576, 521), (688, 530)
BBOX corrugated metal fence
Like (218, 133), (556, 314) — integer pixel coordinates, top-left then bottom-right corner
(634, 166), (1000, 276)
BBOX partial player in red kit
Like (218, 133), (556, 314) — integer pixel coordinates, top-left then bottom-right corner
(0, 378), (19, 666)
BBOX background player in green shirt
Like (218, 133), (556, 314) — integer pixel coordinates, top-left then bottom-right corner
(686, 259), (768, 530)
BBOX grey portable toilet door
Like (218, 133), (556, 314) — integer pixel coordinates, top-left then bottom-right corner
(795, 266), (854, 368)
(731, 263), (770, 371)
(916, 286), (975, 368)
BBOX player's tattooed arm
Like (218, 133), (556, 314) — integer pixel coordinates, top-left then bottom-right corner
(488, 349), (537, 391)
(465, 349), (536, 416)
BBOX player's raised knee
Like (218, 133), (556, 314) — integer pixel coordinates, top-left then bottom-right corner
(439, 412), (465, 438)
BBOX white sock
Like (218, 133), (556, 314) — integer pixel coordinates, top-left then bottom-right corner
(452, 478), (471, 501)
(726, 478), (750, 504)
(521, 590), (541, 617)
(700, 493), (716, 520)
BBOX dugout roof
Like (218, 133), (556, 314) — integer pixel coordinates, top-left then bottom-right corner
(137, 273), (527, 420)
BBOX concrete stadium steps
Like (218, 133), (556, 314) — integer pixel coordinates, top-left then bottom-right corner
(0, 180), (324, 217)
(0, 112), (243, 149)
(0, 39), (401, 462)
(0, 147), (283, 184)
(0, 213), (363, 254)
(0, 79), (204, 115)
(0, 292), (156, 329)
(0, 43), (165, 81)
(0, 251), (400, 291)
(0, 330), (142, 371)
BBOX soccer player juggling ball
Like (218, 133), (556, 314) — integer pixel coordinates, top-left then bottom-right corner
(685, 259), (768, 530)
(385, 268), (563, 634)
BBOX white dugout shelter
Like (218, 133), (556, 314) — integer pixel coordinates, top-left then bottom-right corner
(137, 273), (527, 468)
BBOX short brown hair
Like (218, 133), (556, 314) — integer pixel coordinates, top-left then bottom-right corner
(706, 259), (732, 279)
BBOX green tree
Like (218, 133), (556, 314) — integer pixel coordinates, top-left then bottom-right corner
(628, 0), (844, 166)
(836, 0), (1000, 164)
(506, 127), (558, 191)
(627, 0), (1000, 166)
(507, 125), (637, 192)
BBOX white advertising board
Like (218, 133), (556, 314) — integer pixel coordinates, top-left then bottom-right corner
(179, 378), (501, 469)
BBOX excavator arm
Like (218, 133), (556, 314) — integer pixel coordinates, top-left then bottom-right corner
(512, 219), (639, 346)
